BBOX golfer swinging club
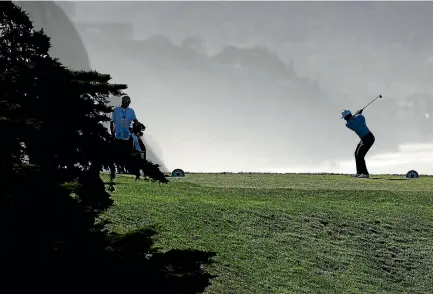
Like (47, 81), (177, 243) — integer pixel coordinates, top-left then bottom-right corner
(341, 108), (375, 178)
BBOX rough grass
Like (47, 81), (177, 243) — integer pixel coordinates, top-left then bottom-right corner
(102, 173), (433, 293)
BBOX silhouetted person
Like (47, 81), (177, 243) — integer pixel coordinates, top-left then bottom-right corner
(341, 109), (375, 178)
(131, 123), (146, 158)
(127, 122), (167, 183)
(129, 122), (147, 180)
(110, 95), (138, 173)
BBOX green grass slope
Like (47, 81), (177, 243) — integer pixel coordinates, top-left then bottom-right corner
(102, 173), (433, 294)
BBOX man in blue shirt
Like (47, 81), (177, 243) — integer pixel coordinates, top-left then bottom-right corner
(341, 109), (375, 178)
(110, 95), (138, 140)
(110, 95), (139, 173)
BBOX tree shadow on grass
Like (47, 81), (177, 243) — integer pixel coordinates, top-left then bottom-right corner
(106, 227), (218, 293)
(1, 171), (217, 293)
(3, 227), (217, 293)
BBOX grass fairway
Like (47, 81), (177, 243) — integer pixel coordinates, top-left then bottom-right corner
(103, 173), (433, 293)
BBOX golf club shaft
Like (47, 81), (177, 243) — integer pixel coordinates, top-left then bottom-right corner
(362, 94), (382, 111)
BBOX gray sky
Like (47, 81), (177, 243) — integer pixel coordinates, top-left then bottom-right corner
(21, 1), (433, 174)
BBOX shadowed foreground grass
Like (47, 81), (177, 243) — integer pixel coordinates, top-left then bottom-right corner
(102, 173), (433, 293)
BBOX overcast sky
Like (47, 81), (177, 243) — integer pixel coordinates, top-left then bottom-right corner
(20, 1), (433, 174)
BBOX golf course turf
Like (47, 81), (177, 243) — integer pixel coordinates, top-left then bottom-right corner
(102, 173), (433, 293)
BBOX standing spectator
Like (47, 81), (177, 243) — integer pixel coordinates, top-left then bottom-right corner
(110, 95), (138, 172)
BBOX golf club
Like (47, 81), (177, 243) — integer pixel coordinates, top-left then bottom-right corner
(355, 95), (382, 115)
(361, 95), (382, 111)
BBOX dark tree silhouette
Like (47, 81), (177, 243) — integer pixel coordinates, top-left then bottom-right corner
(0, 2), (215, 292)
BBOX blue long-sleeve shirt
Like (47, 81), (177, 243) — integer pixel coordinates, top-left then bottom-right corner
(345, 114), (371, 138)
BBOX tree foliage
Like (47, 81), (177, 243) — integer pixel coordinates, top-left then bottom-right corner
(0, 2), (215, 291)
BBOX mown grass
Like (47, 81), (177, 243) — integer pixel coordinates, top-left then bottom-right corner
(102, 173), (433, 293)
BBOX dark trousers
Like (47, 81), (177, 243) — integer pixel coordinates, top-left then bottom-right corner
(355, 132), (375, 175)
(113, 138), (132, 167)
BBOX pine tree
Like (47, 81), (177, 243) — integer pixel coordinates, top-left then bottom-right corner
(0, 0), (125, 274)
(0, 2), (214, 291)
